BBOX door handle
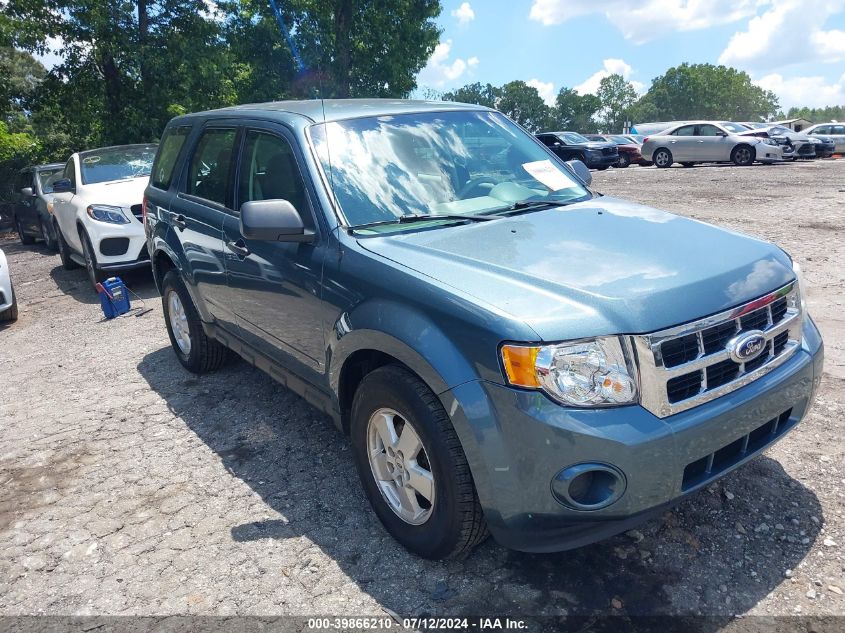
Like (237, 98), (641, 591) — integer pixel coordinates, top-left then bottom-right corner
(226, 239), (250, 258)
(172, 213), (187, 230)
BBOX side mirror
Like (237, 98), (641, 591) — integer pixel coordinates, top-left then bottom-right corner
(553, 141), (562, 147)
(21, 187), (34, 197)
(52, 178), (73, 193)
(566, 159), (593, 186)
(240, 199), (314, 243)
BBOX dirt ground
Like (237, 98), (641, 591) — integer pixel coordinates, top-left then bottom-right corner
(0, 160), (843, 629)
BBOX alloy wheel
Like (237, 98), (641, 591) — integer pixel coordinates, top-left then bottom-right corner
(167, 290), (192, 356)
(82, 237), (97, 287)
(366, 408), (435, 525)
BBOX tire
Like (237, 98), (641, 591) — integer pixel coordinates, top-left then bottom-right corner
(350, 365), (488, 559)
(616, 154), (630, 168)
(595, 165), (609, 171)
(681, 162), (695, 168)
(161, 269), (228, 373)
(732, 144), (755, 166)
(41, 217), (57, 251)
(80, 230), (107, 289)
(55, 221), (81, 270)
(0, 286), (17, 323)
(15, 216), (35, 245)
(653, 148), (673, 168)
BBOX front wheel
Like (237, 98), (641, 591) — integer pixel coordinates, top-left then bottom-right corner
(56, 221), (81, 270)
(732, 145), (755, 166)
(41, 217), (57, 251)
(616, 154), (630, 168)
(80, 230), (107, 289)
(653, 148), (673, 168)
(15, 216), (35, 245)
(351, 365), (488, 559)
(161, 270), (228, 373)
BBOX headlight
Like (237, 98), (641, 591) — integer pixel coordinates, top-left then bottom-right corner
(87, 204), (129, 224)
(792, 260), (807, 313)
(501, 337), (638, 407)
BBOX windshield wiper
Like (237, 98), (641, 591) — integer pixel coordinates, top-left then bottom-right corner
(484, 198), (583, 216)
(348, 213), (494, 232)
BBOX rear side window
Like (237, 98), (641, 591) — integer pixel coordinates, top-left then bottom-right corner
(185, 128), (237, 206)
(672, 125), (696, 136)
(151, 126), (190, 190)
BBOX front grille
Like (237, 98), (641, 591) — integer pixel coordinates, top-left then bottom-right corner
(682, 409), (793, 490)
(635, 283), (803, 418)
(601, 147), (618, 156)
(797, 144), (815, 155)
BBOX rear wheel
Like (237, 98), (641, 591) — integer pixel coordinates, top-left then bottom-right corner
(0, 286), (17, 323)
(41, 217), (57, 251)
(56, 221), (81, 270)
(161, 270), (228, 373)
(351, 365), (488, 559)
(732, 144), (755, 166)
(653, 148), (673, 168)
(15, 216), (35, 245)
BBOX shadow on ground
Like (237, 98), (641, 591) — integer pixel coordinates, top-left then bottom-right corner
(138, 346), (822, 630)
(49, 263), (159, 305)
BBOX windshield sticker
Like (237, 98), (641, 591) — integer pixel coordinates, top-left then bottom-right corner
(82, 156), (102, 164)
(521, 159), (576, 192)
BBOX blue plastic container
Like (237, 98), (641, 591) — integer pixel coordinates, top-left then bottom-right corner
(97, 277), (131, 319)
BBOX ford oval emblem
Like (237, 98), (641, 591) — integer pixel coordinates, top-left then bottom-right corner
(728, 330), (768, 364)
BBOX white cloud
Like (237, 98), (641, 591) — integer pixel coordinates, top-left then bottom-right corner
(529, 0), (760, 43)
(719, 0), (845, 71)
(417, 40), (478, 87)
(574, 58), (634, 95)
(755, 72), (845, 109)
(527, 79), (556, 105)
(451, 2), (476, 25)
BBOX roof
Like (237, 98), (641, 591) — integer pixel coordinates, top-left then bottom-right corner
(35, 163), (65, 171)
(175, 99), (489, 124)
(78, 143), (158, 156)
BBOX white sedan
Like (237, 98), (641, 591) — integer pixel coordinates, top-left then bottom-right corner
(0, 247), (18, 323)
(51, 144), (157, 288)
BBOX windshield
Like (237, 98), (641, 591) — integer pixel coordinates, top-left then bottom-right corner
(560, 131), (589, 144)
(36, 168), (63, 193)
(608, 135), (632, 145)
(720, 122), (747, 133)
(79, 145), (157, 185)
(767, 126), (791, 135)
(310, 110), (590, 228)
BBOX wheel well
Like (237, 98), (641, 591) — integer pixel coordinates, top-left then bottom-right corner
(337, 349), (405, 433)
(153, 250), (175, 289)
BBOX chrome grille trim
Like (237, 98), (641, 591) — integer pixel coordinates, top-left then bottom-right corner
(634, 282), (802, 418)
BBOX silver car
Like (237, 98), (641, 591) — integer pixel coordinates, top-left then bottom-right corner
(739, 124), (816, 160)
(804, 123), (845, 152)
(641, 121), (782, 168)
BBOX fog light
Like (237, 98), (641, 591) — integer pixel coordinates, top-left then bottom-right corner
(552, 463), (626, 510)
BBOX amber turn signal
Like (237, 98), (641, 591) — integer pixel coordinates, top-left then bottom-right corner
(501, 345), (541, 388)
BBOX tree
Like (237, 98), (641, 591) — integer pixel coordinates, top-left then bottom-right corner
(443, 82), (500, 109)
(0, 48), (46, 119)
(596, 74), (637, 133)
(631, 63), (779, 122)
(496, 81), (550, 132)
(548, 88), (600, 132)
(786, 105), (845, 123)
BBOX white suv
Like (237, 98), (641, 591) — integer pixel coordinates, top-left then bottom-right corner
(51, 144), (157, 287)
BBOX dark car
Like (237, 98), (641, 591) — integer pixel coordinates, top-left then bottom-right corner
(536, 131), (619, 169)
(145, 100), (822, 560)
(585, 133), (647, 167)
(11, 163), (65, 249)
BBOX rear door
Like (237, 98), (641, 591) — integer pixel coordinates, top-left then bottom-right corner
(171, 123), (240, 334)
(220, 124), (327, 374)
(668, 125), (697, 161)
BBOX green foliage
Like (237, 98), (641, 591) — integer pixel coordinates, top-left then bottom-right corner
(786, 105), (845, 123)
(443, 82), (500, 109)
(596, 74), (637, 133)
(630, 63), (779, 123)
(551, 88), (600, 133)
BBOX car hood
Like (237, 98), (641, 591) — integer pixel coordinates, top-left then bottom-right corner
(583, 141), (615, 150)
(358, 197), (794, 340)
(78, 176), (149, 208)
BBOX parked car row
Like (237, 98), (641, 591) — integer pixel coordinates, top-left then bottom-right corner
(3, 100), (825, 562)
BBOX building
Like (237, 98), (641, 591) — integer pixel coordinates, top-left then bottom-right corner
(775, 118), (813, 132)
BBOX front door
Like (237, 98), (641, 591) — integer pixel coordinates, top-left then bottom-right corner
(695, 124), (732, 161)
(221, 126), (327, 374)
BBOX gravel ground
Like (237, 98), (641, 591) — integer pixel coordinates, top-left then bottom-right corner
(0, 160), (843, 629)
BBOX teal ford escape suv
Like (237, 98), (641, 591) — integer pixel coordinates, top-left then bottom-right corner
(144, 100), (823, 559)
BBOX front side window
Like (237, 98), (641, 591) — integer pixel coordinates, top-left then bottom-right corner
(151, 127), (190, 190)
(79, 145), (156, 185)
(186, 128), (237, 206)
(833, 125), (845, 135)
(36, 168), (62, 193)
(64, 159), (76, 187)
(812, 125), (829, 134)
(310, 110), (590, 228)
(698, 125), (724, 137)
(238, 130), (311, 226)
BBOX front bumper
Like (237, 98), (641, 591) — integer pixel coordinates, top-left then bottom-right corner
(584, 152), (619, 168)
(442, 317), (823, 552)
(89, 220), (148, 270)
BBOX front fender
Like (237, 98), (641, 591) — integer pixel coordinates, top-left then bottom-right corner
(328, 298), (481, 399)
(152, 227), (213, 323)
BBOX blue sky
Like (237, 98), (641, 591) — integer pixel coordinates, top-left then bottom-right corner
(417, 0), (845, 110)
